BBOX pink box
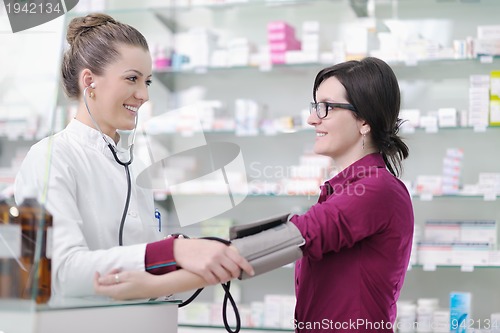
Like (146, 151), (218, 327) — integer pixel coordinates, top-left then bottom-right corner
(267, 22), (296, 41)
(269, 39), (301, 52)
(268, 30), (297, 42)
(267, 21), (295, 32)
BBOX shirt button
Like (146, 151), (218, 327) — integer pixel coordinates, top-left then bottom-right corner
(128, 211), (138, 218)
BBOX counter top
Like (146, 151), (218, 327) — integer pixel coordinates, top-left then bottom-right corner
(0, 297), (179, 333)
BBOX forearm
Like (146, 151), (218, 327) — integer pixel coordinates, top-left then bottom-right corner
(94, 269), (208, 300)
(152, 269), (207, 296)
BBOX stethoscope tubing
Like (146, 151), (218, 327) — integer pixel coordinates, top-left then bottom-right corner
(83, 85), (137, 246)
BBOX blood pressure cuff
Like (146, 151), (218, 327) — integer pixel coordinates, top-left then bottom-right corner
(229, 214), (305, 280)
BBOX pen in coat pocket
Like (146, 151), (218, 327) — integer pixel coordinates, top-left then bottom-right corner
(155, 208), (161, 232)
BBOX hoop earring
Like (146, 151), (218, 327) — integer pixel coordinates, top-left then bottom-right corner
(362, 133), (366, 149)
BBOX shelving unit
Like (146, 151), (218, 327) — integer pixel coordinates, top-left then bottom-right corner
(132, 0), (500, 328)
(68, 0), (500, 329)
(179, 324), (293, 333)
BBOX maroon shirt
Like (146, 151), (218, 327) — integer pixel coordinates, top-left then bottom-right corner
(290, 153), (414, 333)
(145, 237), (177, 275)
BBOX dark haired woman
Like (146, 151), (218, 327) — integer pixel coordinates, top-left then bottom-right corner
(290, 57), (414, 332)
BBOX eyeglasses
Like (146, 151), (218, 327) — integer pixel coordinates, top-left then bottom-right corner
(309, 102), (357, 119)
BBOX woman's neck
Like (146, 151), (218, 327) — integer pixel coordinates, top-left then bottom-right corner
(76, 103), (118, 143)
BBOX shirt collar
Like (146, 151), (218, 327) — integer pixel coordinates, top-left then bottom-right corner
(66, 119), (120, 154)
(322, 153), (386, 194)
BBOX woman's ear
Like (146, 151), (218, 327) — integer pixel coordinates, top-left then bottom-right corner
(359, 121), (371, 136)
(80, 69), (94, 89)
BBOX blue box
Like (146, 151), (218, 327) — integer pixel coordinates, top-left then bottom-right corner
(450, 292), (472, 333)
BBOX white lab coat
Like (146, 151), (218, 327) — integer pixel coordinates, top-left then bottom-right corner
(14, 119), (164, 297)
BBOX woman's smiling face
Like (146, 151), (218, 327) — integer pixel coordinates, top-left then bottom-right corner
(90, 43), (152, 138)
(308, 76), (364, 164)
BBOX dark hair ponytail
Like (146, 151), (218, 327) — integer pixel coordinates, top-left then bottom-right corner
(380, 118), (409, 177)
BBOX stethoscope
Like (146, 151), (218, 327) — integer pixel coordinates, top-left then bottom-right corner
(83, 83), (138, 246)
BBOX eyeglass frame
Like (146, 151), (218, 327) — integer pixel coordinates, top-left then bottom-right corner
(309, 102), (357, 119)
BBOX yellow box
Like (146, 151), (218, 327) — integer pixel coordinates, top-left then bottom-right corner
(490, 70), (500, 126)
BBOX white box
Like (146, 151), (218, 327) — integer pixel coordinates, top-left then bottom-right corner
(419, 115), (438, 131)
(418, 243), (453, 265)
(302, 21), (320, 33)
(250, 302), (265, 327)
(424, 220), (497, 245)
(263, 295), (283, 328)
(470, 74), (490, 85)
(424, 221), (461, 243)
(475, 38), (500, 56)
(479, 173), (500, 194)
(461, 220), (497, 245)
(491, 313), (500, 333)
(399, 109), (421, 128)
(477, 25), (500, 39)
(433, 310), (451, 333)
(451, 243), (490, 266)
(445, 148), (464, 159)
(438, 108), (458, 127)
(415, 175), (442, 195)
(280, 295), (296, 329)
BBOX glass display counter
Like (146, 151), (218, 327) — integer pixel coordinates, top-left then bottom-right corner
(0, 297), (179, 333)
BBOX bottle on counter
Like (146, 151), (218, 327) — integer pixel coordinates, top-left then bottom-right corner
(0, 197), (15, 298)
(9, 189), (53, 304)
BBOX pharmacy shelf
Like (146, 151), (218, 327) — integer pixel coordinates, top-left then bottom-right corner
(72, 0), (333, 17)
(413, 194), (499, 200)
(98, 0), (500, 14)
(0, 135), (39, 142)
(153, 57), (500, 91)
(374, 0), (500, 20)
(147, 127), (313, 137)
(410, 264), (500, 271)
(153, 62), (322, 74)
(153, 192), (499, 200)
(153, 56), (500, 75)
(153, 192), (317, 197)
(146, 125), (500, 137)
(390, 57), (500, 81)
(402, 126), (500, 134)
(179, 324), (293, 332)
(150, 191), (319, 204)
(102, 0), (344, 13)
